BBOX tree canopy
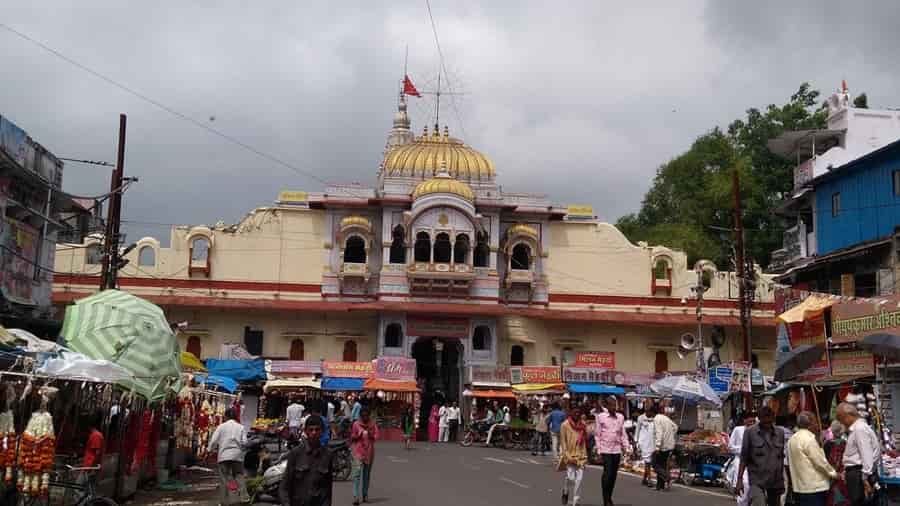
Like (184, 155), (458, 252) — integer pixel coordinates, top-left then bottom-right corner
(617, 83), (827, 269)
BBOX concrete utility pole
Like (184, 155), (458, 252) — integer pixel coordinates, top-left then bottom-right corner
(733, 168), (751, 363)
(100, 114), (126, 290)
(695, 266), (706, 375)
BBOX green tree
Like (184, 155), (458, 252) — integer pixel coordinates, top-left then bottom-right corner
(617, 83), (827, 268)
(853, 92), (868, 108)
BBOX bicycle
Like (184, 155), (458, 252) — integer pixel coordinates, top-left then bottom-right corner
(19, 465), (117, 506)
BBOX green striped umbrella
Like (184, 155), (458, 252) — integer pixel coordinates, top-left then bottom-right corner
(61, 289), (182, 401)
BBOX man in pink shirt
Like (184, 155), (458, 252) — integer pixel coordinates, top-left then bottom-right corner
(350, 408), (380, 505)
(595, 396), (629, 506)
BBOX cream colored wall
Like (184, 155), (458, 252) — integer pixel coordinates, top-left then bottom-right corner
(55, 207), (326, 284)
(169, 308), (377, 360)
(497, 316), (776, 374)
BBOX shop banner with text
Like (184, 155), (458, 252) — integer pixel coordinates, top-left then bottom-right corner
(789, 315), (829, 382)
(563, 367), (607, 383)
(832, 295), (900, 344)
(323, 361), (374, 379)
(468, 365), (511, 386)
(510, 366), (561, 384)
(374, 356), (416, 381)
(407, 316), (469, 338)
(830, 350), (875, 377)
(574, 351), (616, 369)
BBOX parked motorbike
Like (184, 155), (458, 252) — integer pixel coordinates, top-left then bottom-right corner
(460, 422), (492, 447)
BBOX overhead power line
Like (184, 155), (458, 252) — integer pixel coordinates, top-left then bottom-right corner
(424, 0), (468, 141)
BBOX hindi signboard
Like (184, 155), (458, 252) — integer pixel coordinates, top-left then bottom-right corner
(830, 350), (875, 377)
(374, 356), (416, 381)
(563, 367), (608, 383)
(510, 366), (561, 384)
(832, 295), (900, 344)
(574, 351), (616, 369)
(267, 360), (322, 376)
(322, 361), (374, 378)
(469, 365), (511, 386)
(407, 316), (469, 338)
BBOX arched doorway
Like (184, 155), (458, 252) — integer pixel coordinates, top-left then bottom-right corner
(411, 336), (462, 440)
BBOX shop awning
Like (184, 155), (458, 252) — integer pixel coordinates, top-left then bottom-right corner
(195, 374), (238, 393)
(512, 383), (566, 393)
(206, 359), (267, 382)
(363, 378), (419, 392)
(321, 377), (366, 391)
(181, 352), (206, 372)
(566, 383), (624, 395)
(776, 294), (835, 324)
(463, 389), (516, 399)
(263, 377), (321, 393)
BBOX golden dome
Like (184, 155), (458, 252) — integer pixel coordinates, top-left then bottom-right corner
(383, 125), (495, 181)
(507, 224), (539, 240)
(339, 215), (372, 231)
(412, 170), (475, 202)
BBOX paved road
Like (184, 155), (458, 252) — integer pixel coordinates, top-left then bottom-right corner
(330, 442), (734, 506)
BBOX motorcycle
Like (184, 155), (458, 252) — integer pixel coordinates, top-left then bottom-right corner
(460, 422), (492, 447)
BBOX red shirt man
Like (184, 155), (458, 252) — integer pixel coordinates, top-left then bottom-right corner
(82, 428), (105, 468)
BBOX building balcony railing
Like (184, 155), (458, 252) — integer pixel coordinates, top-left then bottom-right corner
(793, 157), (815, 190)
(770, 222), (817, 271)
(505, 269), (534, 288)
(340, 262), (370, 281)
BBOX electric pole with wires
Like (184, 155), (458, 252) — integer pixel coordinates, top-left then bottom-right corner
(100, 114), (128, 290)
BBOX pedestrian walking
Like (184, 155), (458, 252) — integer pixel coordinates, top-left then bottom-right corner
(448, 402), (461, 442)
(824, 421), (850, 506)
(788, 411), (838, 506)
(279, 415), (333, 506)
(558, 406), (588, 506)
(438, 402), (450, 442)
(736, 406), (787, 506)
(286, 399), (305, 438)
(652, 405), (677, 492)
(635, 408), (656, 487)
(728, 412), (757, 506)
(207, 408), (249, 505)
(532, 405), (550, 456)
(401, 405), (415, 451)
(836, 402), (881, 506)
(350, 407), (380, 505)
(351, 396), (363, 422)
(549, 403), (566, 457)
(428, 403), (440, 442)
(595, 396), (629, 506)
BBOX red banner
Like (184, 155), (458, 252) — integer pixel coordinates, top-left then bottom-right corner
(574, 351), (616, 369)
(511, 366), (561, 384)
(407, 316), (469, 338)
(374, 357), (416, 381)
(323, 361), (374, 379)
(788, 316), (829, 382)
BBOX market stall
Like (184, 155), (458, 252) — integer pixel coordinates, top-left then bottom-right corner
(563, 354), (623, 409)
(258, 360), (322, 421)
(363, 357), (420, 442)
(464, 365), (516, 425)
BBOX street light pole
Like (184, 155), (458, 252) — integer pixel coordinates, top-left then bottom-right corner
(694, 263), (709, 377)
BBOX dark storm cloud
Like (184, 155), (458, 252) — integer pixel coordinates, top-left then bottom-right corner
(1, 1), (898, 245)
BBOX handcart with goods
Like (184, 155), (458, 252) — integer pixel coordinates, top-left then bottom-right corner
(673, 431), (730, 487)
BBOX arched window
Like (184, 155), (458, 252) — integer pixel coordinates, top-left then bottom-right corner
(562, 347), (575, 365)
(511, 243), (531, 270)
(474, 232), (489, 268)
(472, 325), (491, 351)
(191, 237), (210, 262)
(655, 350), (669, 374)
(186, 336), (202, 358)
(343, 236), (367, 263)
(454, 234), (470, 264)
(434, 233), (451, 263)
(510, 345), (524, 366)
(389, 225), (406, 264)
(414, 232), (431, 262)
(385, 323), (403, 348)
(138, 246), (155, 267)
(290, 339), (305, 360)
(653, 259), (670, 280)
(343, 340), (358, 362)
(85, 244), (103, 265)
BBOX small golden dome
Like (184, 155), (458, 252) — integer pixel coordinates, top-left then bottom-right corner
(412, 170), (475, 202)
(339, 215), (372, 231)
(383, 126), (495, 181)
(507, 224), (539, 241)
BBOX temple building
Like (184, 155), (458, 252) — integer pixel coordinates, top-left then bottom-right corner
(54, 93), (777, 406)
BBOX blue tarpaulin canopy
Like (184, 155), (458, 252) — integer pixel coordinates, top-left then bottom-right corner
(205, 359), (266, 382)
(321, 377), (366, 391)
(567, 383), (625, 395)
(195, 374), (238, 393)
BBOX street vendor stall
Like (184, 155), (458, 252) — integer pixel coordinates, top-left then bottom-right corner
(320, 360), (374, 394)
(364, 357), (420, 442)
(464, 365), (516, 425)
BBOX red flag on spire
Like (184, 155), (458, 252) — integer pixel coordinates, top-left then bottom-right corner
(403, 75), (421, 97)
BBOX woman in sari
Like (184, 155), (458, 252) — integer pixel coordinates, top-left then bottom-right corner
(428, 403), (440, 443)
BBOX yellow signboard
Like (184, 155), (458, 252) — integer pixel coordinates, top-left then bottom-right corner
(567, 205), (594, 217)
(278, 190), (308, 203)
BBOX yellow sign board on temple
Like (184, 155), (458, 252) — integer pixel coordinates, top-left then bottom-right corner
(278, 191), (308, 203)
(567, 205), (594, 217)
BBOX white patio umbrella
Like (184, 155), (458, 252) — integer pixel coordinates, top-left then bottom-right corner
(650, 374), (722, 407)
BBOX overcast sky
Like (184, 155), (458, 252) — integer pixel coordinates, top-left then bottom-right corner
(3, 1), (900, 245)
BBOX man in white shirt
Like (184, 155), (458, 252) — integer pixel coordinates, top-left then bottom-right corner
(326, 400), (335, 423)
(728, 412), (756, 506)
(286, 400), (305, 437)
(652, 407), (678, 491)
(207, 409), (249, 504)
(788, 411), (837, 506)
(438, 402), (450, 442)
(448, 402), (461, 442)
(837, 402), (881, 506)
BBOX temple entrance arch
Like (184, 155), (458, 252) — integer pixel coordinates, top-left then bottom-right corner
(411, 336), (463, 440)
